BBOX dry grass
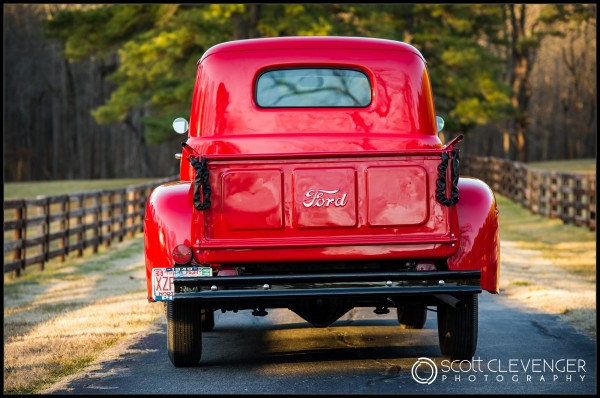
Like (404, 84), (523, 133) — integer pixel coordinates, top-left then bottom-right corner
(496, 193), (596, 339)
(3, 236), (163, 394)
(499, 240), (596, 337)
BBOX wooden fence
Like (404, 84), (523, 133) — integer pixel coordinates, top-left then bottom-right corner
(3, 176), (178, 276)
(463, 156), (596, 230)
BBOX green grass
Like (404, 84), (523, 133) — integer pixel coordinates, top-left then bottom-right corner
(526, 158), (596, 174)
(496, 193), (596, 279)
(3, 178), (159, 199)
(6, 354), (101, 394)
(497, 193), (596, 243)
(49, 355), (97, 379)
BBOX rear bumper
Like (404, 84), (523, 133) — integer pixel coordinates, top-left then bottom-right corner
(173, 270), (481, 304)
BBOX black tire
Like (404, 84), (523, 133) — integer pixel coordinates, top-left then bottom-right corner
(397, 303), (428, 329)
(437, 294), (478, 360)
(167, 301), (202, 367)
(201, 309), (215, 332)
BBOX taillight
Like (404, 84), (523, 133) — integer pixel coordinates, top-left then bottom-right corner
(416, 261), (437, 271)
(172, 244), (193, 265)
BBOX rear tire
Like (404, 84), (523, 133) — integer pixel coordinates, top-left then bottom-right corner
(167, 301), (202, 367)
(201, 309), (215, 332)
(437, 294), (478, 360)
(397, 303), (427, 329)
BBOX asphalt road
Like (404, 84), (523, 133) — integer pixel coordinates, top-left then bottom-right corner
(47, 294), (596, 394)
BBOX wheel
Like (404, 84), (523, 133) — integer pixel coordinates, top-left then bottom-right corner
(166, 301), (202, 367)
(397, 303), (427, 329)
(201, 309), (215, 332)
(437, 294), (478, 360)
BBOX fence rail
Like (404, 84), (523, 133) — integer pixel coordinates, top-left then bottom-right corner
(4, 176), (178, 276)
(463, 156), (596, 230)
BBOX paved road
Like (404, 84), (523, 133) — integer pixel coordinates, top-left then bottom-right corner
(47, 293), (596, 394)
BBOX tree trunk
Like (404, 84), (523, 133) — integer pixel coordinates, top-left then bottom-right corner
(507, 4), (537, 162)
(232, 5), (262, 40)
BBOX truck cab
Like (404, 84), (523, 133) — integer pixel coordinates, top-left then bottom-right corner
(144, 36), (500, 367)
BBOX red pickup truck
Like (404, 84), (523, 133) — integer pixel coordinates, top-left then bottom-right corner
(144, 36), (500, 367)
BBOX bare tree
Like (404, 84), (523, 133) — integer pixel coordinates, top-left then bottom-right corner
(4, 4), (178, 181)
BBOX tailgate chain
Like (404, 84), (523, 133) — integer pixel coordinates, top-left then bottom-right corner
(189, 156), (211, 210)
(436, 148), (459, 206)
(182, 142), (211, 210)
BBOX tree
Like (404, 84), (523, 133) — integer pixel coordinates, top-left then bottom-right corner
(553, 5), (596, 160)
(409, 5), (512, 134)
(502, 4), (596, 162)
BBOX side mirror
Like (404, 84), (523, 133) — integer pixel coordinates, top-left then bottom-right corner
(173, 117), (189, 134)
(436, 116), (445, 132)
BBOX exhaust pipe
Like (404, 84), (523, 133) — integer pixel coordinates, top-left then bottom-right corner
(434, 294), (464, 309)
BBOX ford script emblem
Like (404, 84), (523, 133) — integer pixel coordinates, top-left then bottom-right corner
(303, 189), (348, 208)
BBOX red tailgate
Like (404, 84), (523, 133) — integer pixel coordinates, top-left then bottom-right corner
(196, 151), (459, 263)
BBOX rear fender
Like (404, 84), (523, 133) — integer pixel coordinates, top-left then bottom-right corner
(448, 178), (500, 293)
(144, 182), (194, 300)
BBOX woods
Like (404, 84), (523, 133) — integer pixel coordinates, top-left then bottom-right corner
(4, 4), (596, 182)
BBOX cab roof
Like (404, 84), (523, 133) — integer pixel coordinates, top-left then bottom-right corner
(200, 36), (425, 63)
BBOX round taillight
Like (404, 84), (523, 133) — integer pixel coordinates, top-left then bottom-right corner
(172, 244), (193, 265)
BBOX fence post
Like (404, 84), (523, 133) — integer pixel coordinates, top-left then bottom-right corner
(127, 188), (135, 238)
(77, 195), (84, 256)
(93, 192), (100, 254)
(59, 196), (69, 262)
(118, 189), (126, 243)
(38, 197), (50, 271)
(588, 174), (596, 230)
(526, 169), (535, 213)
(140, 188), (148, 233)
(12, 201), (26, 277)
(137, 188), (146, 234)
(105, 191), (112, 249)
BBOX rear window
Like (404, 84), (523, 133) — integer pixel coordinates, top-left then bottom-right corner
(256, 68), (371, 108)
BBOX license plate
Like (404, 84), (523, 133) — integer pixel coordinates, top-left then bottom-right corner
(152, 266), (212, 301)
